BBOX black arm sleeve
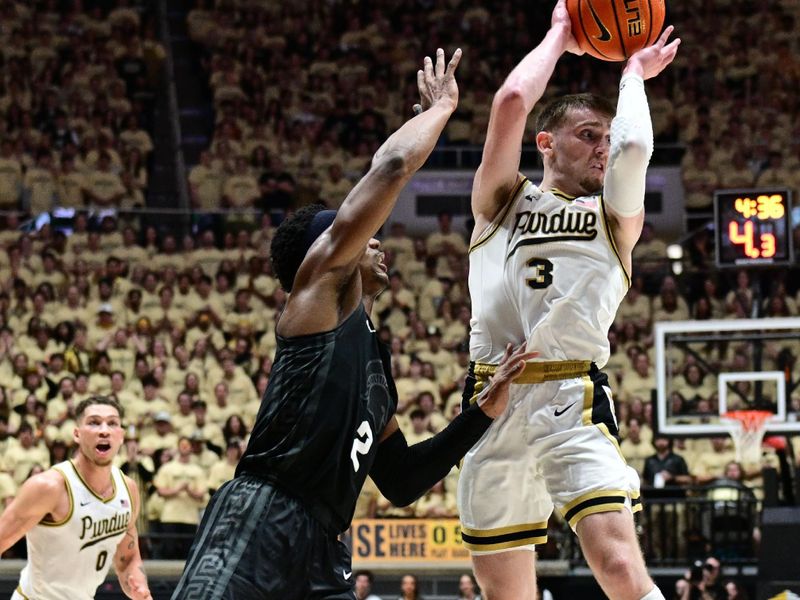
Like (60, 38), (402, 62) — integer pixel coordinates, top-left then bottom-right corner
(369, 404), (493, 507)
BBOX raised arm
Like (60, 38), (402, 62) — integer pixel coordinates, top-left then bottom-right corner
(114, 476), (151, 600)
(0, 471), (63, 553)
(604, 26), (680, 267)
(295, 49), (461, 291)
(471, 0), (579, 234)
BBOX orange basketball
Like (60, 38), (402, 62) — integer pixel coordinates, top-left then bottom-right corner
(566, 0), (666, 62)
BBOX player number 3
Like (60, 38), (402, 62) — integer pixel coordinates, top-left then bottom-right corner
(350, 421), (373, 472)
(526, 258), (554, 289)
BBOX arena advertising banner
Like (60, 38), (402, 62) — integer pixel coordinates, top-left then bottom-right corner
(351, 519), (469, 563)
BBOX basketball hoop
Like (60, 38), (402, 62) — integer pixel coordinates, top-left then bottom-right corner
(721, 410), (773, 465)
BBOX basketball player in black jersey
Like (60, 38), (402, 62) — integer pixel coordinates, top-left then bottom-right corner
(172, 49), (536, 600)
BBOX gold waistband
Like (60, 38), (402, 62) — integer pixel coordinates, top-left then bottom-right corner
(474, 360), (592, 384)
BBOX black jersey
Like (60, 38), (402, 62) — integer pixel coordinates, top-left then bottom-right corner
(237, 303), (397, 533)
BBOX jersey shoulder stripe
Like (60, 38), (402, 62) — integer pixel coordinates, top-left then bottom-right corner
(598, 194), (631, 288)
(469, 176), (528, 253)
(39, 465), (73, 527)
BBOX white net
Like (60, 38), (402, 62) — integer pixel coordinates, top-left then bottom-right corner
(721, 411), (772, 465)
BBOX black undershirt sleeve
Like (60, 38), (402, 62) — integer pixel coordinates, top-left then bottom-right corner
(369, 404), (493, 507)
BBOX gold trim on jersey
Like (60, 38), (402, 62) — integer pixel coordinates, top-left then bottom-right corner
(473, 360), (592, 385)
(598, 195), (631, 288)
(460, 520), (548, 551)
(468, 176), (528, 253)
(550, 188), (576, 202)
(40, 466), (74, 527)
(69, 460), (117, 503)
(15, 585), (31, 599)
(560, 489), (630, 529)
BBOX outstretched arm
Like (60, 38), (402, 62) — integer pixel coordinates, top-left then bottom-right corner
(472, 0), (580, 233)
(371, 344), (537, 506)
(114, 477), (152, 600)
(0, 471), (63, 554)
(295, 49), (461, 291)
(604, 26), (680, 266)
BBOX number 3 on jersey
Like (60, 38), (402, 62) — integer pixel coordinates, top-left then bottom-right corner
(350, 421), (373, 472)
(526, 258), (553, 289)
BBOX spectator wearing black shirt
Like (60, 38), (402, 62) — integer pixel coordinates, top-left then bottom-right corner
(643, 436), (693, 560)
(644, 436), (693, 492)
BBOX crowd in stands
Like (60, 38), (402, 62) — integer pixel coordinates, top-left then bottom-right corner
(0, 0), (798, 567)
(0, 209), (795, 560)
(0, 0), (162, 216)
(185, 0), (800, 221)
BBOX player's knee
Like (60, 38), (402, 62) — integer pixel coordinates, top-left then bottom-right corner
(597, 549), (641, 585)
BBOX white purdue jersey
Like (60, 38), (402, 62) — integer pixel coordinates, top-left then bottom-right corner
(469, 178), (629, 367)
(17, 461), (132, 600)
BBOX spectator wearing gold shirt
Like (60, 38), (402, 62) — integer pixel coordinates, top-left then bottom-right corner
(0, 140), (22, 209)
(86, 152), (125, 208)
(620, 353), (656, 406)
(189, 151), (225, 210)
(395, 359), (441, 415)
(222, 156), (260, 211)
(3, 423), (49, 485)
(415, 478), (457, 518)
(425, 211), (467, 258)
(207, 440), (241, 493)
(140, 411), (179, 457)
(620, 418), (656, 476)
(153, 438), (209, 559)
(22, 150), (57, 215)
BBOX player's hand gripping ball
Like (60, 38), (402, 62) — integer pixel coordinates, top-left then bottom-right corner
(566, 0), (666, 61)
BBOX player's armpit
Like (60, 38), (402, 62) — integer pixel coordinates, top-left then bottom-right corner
(0, 471), (64, 553)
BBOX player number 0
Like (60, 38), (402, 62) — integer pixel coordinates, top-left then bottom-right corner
(96, 550), (108, 572)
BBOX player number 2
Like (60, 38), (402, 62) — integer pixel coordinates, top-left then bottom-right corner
(96, 550), (108, 572)
(350, 421), (373, 472)
(525, 258), (553, 289)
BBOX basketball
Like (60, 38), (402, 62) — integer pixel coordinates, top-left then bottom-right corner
(566, 0), (666, 62)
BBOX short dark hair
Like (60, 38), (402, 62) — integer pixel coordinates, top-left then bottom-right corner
(354, 570), (374, 583)
(76, 396), (124, 421)
(270, 204), (328, 292)
(535, 93), (615, 135)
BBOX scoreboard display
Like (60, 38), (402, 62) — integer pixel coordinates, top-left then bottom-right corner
(714, 188), (794, 267)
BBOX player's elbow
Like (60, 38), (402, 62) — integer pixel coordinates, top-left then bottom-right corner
(370, 151), (409, 180)
(384, 487), (420, 508)
(492, 86), (530, 117)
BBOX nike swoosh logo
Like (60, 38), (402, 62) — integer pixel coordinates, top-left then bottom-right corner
(554, 403), (575, 417)
(587, 3), (612, 42)
(80, 501), (92, 507)
(343, 570), (352, 580)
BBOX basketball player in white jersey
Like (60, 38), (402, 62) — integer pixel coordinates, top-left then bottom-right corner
(0, 397), (151, 600)
(458, 2), (680, 599)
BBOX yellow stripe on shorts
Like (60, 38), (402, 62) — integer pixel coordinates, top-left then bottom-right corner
(560, 489), (630, 529)
(460, 521), (548, 552)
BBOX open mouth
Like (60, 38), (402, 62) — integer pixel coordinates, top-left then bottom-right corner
(96, 442), (112, 455)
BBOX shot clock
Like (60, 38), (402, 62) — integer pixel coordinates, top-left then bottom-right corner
(714, 188), (794, 267)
